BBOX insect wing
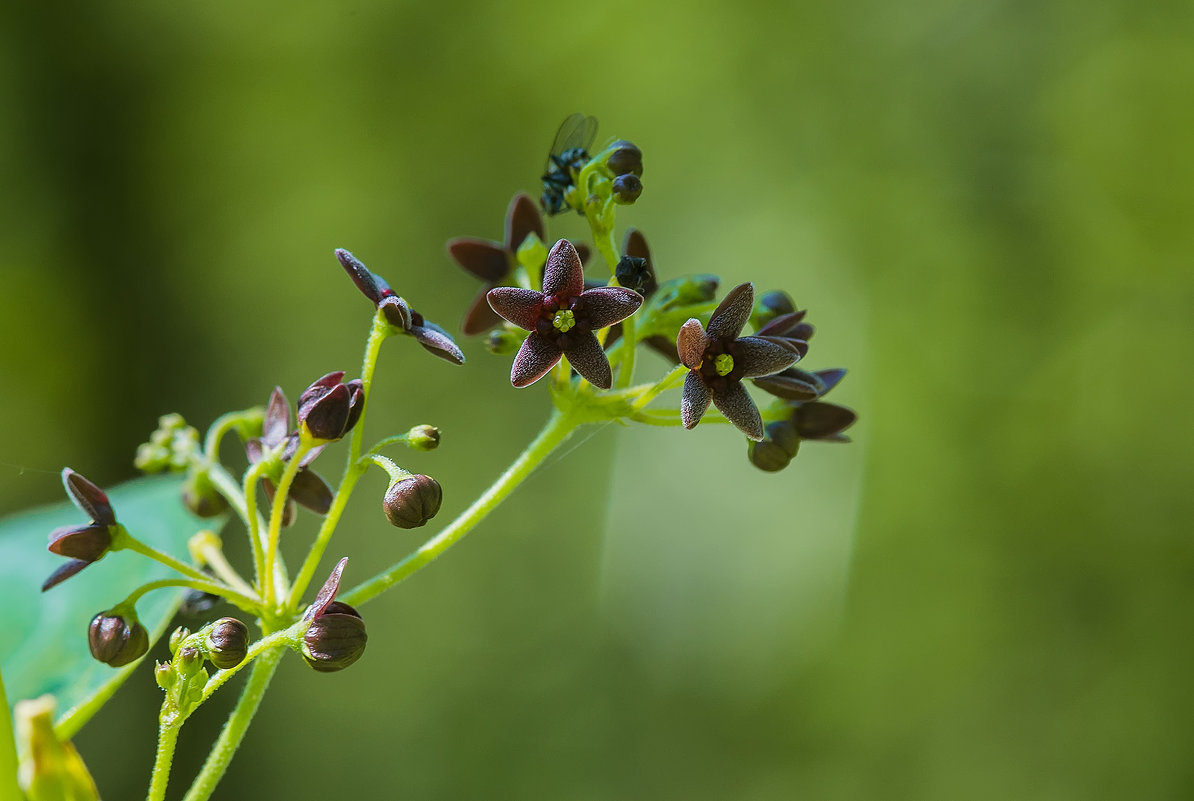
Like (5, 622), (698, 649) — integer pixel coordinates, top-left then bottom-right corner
(543, 113), (599, 172)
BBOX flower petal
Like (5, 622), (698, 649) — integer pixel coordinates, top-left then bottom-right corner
(487, 287), (544, 331)
(579, 286), (643, 329)
(752, 368), (824, 402)
(676, 319), (708, 369)
(795, 402), (857, 440)
(734, 336), (801, 378)
(706, 282), (754, 341)
(563, 331), (613, 389)
(505, 193), (545, 253)
(412, 320), (466, 366)
(47, 523), (112, 561)
(62, 469), (115, 525)
(815, 368), (848, 396)
(462, 288), (504, 335)
(511, 334), (563, 388)
(379, 295), (412, 330)
(291, 469), (334, 515)
(336, 249), (383, 304)
(263, 387), (290, 447)
(446, 237), (509, 283)
(754, 309), (807, 338)
(304, 556), (348, 622)
(42, 559), (90, 592)
(757, 335), (809, 360)
(711, 381), (764, 441)
(542, 239), (585, 298)
(680, 371), (712, 430)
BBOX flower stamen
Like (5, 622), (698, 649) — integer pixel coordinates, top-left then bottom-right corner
(552, 309), (576, 332)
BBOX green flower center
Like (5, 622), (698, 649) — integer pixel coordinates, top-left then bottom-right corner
(714, 353), (735, 377)
(552, 309), (576, 332)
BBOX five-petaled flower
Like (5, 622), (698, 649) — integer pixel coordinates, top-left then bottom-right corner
(677, 283), (804, 441)
(43, 469), (121, 591)
(487, 239), (643, 389)
(447, 193), (546, 335)
(337, 248), (465, 365)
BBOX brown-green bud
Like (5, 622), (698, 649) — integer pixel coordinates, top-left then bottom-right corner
(383, 474), (442, 529)
(407, 425), (441, 452)
(302, 601), (367, 673)
(169, 626), (191, 655)
(88, 613), (149, 667)
(155, 662), (175, 690)
(605, 140), (643, 177)
(177, 646), (204, 679)
(205, 617), (249, 670)
(612, 174), (642, 204)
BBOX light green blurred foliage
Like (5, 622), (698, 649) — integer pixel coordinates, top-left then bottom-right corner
(1, 0), (1192, 798)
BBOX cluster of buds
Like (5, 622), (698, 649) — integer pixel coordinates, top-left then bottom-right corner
(135, 414), (230, 517)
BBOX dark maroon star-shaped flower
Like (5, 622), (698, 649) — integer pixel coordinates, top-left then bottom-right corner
(487, 239), (643, 389)
(677, 283), (804, 440)
(447, 193), (545, 335)
(43, 469), (120, 591)
(245, 386), (333, 526)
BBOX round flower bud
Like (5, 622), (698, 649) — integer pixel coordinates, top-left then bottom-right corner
(155, 661), (176, 690)
(181, 470), (229, 518)
(605, 140), (643, 177)
(407, 425), (441, 452)
(612, 174), (643, 204)
(88, 613), (149, 667)
(205, 617), (249, 670)
(383, 474), (442, 529)
(302, 601), (367, 673)
(177, 646), (204, 679)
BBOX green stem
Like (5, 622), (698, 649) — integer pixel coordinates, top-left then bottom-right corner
(284, 462), (366, 612)
(123, 578), (260, 616)
(198, 628), (296, 704)
(207, 463), (253, 529)
(146, 722), (181, 801)
(350, 312), (390, 467)
(243, 462), (269, 591)
(631, 364), (688, 410)
(180, 648), (284, 801)
(263, 439), (310, 607)
(341, 411), (578, 607)
(118, 534), (210, 584)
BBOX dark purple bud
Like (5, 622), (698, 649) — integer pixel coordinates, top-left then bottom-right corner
(297, 372), (365, 442)
(206, 617), (249, 670)
(606, 140), (643, 177)
(302, 601), (367, 673)
(794, 402), (857, 441)
(612, 173), (642, 204)
(748, 439), (793, 472)
(383, 474), (443, 529)
(89, 612), (149, 667)
(752, 367), (824, 402)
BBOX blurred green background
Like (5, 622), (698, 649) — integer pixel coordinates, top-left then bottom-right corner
(2, 0), (1193, 798)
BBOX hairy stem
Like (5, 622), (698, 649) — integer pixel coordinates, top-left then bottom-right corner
(145, 722), (181, 801)
(180, 648), (285, 801)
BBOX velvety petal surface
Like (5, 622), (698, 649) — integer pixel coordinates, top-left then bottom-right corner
(42, 559), (90, 591)
(291, 469), (334, 515)
(412, 321), (466, 365)
(563, 331), (613, 389)
(754, 310), (807, 338)
(336, 249), (383, 303)
(735, 336), (801, 378)
(712, 381), (764, 441)
(506, 193), (544, 252)
(581, 286), (643, 329)
(487, 287), (544, 331)
(462, 289), (503, 335)
(676, 319), (709, 369)
(752, 368), (823, 402)
(47, 523), (111, 561)
(707, 282), (755, 340)
(758, 335), (810, 360)
(815, 368), (848, 395)
(542, 239), (585, 298)
(511, 334), (563, 388)
(680, 371), (712, 429)
(379, 295), (412, 330)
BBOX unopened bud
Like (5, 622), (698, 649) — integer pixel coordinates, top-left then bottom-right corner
(383, 474), (443, 529)
(169, 626), (191, 655)
(407, 425), (441, 452)
(302, 601), (368, 673)
(206, 617), (249, 670)
(605, 140), (643, 177)
(612, 173), (643, 204)
(155, 662), (175, 690)
(182, 470), (229, 518)
(88, 613), (149, 667)
(486, 327), (523, 355)
(177, 646), (204, 678)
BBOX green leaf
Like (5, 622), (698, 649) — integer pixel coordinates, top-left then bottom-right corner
(0, 474), (216, 739)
